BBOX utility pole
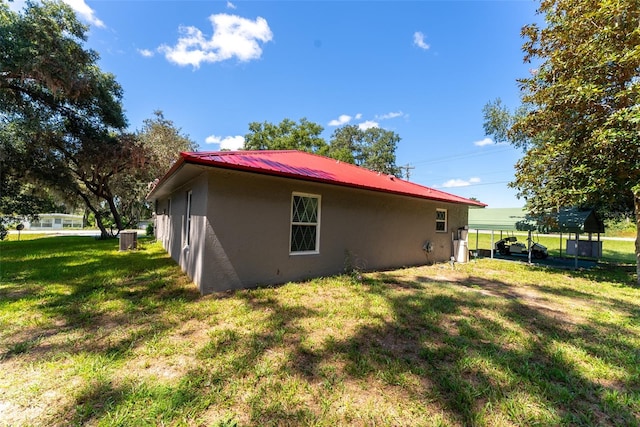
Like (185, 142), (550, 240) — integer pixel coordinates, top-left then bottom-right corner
(400, 163), (415, 180)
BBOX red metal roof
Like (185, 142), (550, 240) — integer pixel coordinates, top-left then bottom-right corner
(152, 150), (486, 207)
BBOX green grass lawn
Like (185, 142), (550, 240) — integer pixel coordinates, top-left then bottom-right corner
(1, 237), (639, 426)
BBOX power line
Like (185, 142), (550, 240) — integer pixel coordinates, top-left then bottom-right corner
(410, 146), (515, 166)
(450, 180), (511, 188)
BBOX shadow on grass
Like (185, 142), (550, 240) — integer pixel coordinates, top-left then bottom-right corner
(1, 236), (199, 361)
(276, 273), (637, 425)
(2, 237), (638, 425)
(154, 270), (638, 425)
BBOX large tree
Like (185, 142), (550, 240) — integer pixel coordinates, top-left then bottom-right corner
(139, 110), (198, 178)
(0, 1), (145, 238)
(121, 110), (198, 224)
(244, 118), (403, 176)
(328, 125), (402, 176)
(244, 118), (327, 153)
(484, 0), (640, 284)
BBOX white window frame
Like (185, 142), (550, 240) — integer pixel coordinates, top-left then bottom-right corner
(289, 192), (321, 255)
(185, 191), (192, 246)
(436, 208), (448, 233)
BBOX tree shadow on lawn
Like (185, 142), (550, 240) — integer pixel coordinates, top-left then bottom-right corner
(281, 274), (640, 426)
(3, 237), (638, 425)
(1, 236), (200, 361)
(58, 290), (324, 426)
(133, 271), (639, 426)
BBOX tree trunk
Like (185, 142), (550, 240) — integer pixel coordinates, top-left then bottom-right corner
(78, 192), (111, 239)
(105, 194), (124, 232)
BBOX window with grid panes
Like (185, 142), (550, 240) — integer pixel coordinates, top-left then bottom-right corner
(290, 193), (320, 254)
(436, 208), (447, 232)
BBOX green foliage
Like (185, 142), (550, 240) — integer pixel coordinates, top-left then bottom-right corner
(244, 118), (327, 153)
(0, 1), (131, 237)
(146, 222), (154, 237)
(328, 125), (402, 176)
(605, 218), (637, 238)
(482, 98), (512, 145)
(244, 118), (403, 176)
(138, 110), (198, 179)
(483, 0), (640, 284)
(0, 6), (191, 238)
(515, 0), (639, 213)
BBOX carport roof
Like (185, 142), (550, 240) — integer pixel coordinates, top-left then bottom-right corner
(469, 207), (605, 233)
(148, 150), (486, 207)
(548, 208), (605, 234)
(468, 207), (533, 231)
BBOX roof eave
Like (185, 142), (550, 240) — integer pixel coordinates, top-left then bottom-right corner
(149, 151), (486, 207)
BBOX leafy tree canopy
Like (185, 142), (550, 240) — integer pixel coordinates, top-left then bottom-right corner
(244, 118), (403, 176)
(328, 125), (402, 176)
(139, 110), (199, 178)
(244, 118), (327, 153)
(483, 0), (640, 284)
(0, 1), (132, 238)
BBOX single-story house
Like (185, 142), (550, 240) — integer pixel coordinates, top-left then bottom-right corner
(24, 213), (84, 230)
(146, 150), (485, 294)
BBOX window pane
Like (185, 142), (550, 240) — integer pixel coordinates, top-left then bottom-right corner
(292, 196), (318, 223)
(291, 225), (317, 252)
(436, 222), (446, 232)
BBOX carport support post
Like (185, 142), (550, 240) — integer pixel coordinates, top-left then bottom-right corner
(527, 230), (532, 264)
(475, 229), (479, 257)
(490, 230), (494, 259)
(574, 232), (579, 270)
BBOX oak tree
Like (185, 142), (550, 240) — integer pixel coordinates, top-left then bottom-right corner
(328, 125), (402, 176)
(0, 1), (142, 238)
(244, 119), (403, 176)
(244, 118), (327, 153)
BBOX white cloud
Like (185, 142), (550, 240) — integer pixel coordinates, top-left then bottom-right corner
(205, 135), (245, 150)
(473, 137), (494, 147)
(159, 14), (273, 68)
(328, 114), (352, 126)
(376, 111), (404, 120)
(226, 1), (237, 9)
(413, 31), (430, 50)
(355, 113), (362, 120)
(62, 0), (105, 28)
(358, 120), (379, 130)
(137, 48), (154, 58)
(441, 177), (481, 188)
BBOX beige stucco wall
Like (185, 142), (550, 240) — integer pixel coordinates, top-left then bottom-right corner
(155, 168), (469, 294)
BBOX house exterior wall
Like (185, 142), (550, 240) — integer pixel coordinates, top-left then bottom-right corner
(155, 168), (469, 294)
(155, 173), (209, 289)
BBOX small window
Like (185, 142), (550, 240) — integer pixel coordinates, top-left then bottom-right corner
(436, 209), (447, 232)
(290, 193), (320, 254)
(54, 218), (62, 225)
(185, 191), (192, 245)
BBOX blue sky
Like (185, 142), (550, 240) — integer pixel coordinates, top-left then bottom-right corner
(13, 0), (542, 208)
